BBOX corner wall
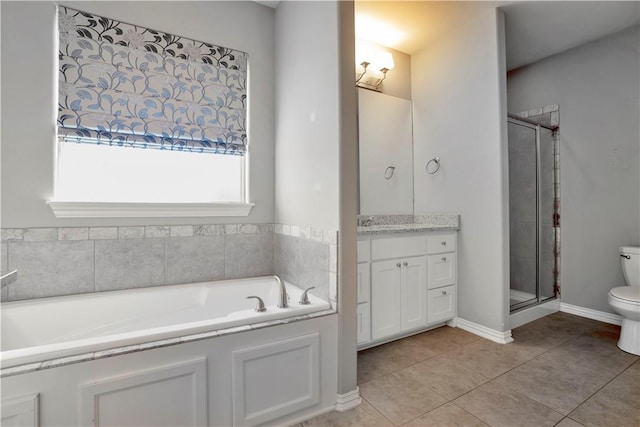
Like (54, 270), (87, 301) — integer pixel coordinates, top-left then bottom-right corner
(507, 25), (640, 313)
(274, 0), (358, 398)
(411, 8), (510, 332)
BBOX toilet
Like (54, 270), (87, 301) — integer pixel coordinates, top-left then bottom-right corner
(608, 246), (640, 355)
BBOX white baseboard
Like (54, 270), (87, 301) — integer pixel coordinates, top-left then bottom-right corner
(510, 298), (560, 329)
(560, 302), (622, 326)
(455, 317), (514, 344)
(335, 387), (361, 412)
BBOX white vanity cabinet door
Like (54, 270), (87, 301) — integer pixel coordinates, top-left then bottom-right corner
(401, 256), (428, 331)
(427, 253), (457, 289)
(357, 303), (371, 344)
(357, 263), (371, 304)
(357, 262), (372, 345)
(428, 285), (456, 323)
(371, 260), (402, 340)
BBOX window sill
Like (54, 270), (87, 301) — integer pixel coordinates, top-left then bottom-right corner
(46, 201), (255, 218)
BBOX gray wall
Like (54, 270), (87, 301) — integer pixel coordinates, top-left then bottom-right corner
(274, 1), (340, 230)
(507, 25), (640, 313)
(411, 8), (510, 332)
(1, 1), (276, 228)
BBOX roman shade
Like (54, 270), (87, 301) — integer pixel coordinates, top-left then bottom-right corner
(57, 6), (248, 155)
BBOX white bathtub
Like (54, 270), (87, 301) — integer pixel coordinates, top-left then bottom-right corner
(1, 276), (331, 369)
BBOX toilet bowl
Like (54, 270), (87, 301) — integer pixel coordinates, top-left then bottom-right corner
(608, 246), (640, 356)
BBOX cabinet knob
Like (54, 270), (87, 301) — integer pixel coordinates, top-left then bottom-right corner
(442, 257), (447, 261)
(441, 241), (447, 246)
(442, 290), (447, 295)
(403, 261), (408, 267)
(396, 263), (401, 268)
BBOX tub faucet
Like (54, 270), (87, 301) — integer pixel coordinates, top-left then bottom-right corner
(275, 275), (289, 308)
(246, 296), (266, 312)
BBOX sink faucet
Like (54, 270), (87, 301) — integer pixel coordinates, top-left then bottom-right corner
(361, 216), (375, 227)
(275, 275), (289, 308)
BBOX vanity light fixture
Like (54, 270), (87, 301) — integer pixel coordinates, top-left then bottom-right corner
(355, 40), (395, 92)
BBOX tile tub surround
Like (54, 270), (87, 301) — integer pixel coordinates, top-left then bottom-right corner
(357, 213), (460, 235)
(300, 312), (639, 427)
(1, 223), (337, 302)
(274, 224), (338, 304)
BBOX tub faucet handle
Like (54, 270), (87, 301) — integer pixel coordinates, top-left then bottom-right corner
(246, 296), (267, 312)
(299, 287), (316, 305)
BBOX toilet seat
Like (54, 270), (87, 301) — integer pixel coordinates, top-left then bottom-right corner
(609, 286), (640, 303)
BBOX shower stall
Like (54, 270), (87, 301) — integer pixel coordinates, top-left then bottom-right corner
(508, 114), (559, 312)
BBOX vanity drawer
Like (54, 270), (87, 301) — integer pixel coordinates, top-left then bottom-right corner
(427, 233), (457, 254)
(427, 285), (456, 323)
(371, 236), (426, 260)
(427, 253), (456, 289)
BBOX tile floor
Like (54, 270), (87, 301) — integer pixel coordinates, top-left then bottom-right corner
(298, 312), (640, 427)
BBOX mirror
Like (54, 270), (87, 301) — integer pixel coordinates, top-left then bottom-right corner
(358, 88), (414, 215)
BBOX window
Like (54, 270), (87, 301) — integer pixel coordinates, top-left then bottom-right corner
(50, 6), (252, 217)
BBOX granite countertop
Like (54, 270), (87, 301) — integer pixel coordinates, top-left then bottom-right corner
(357, 214), (460, 236)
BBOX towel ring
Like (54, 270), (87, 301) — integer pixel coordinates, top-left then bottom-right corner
(426, 157), (440, 174)
(384, 166), (395, 180)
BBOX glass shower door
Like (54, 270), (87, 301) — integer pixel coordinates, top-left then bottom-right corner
(508, 121), (539, 310)
(538, 126), (556, 303)
(508, 116), (558, 312)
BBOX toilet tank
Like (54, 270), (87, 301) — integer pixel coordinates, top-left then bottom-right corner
(621, 246), (640, 287)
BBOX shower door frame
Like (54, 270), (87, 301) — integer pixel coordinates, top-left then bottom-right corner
(507, 114), (558, 313)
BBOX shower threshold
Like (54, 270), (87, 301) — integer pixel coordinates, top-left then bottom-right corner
(510, 289), (556, 313)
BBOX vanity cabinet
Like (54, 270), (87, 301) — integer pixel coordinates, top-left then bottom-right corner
(357, 231), (458, 348)
(356, 240), (371, 344)
(371, 256), (427, 340)
(426, 232), (457, 323)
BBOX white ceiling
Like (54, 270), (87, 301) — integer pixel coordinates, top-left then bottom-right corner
(354, 1), (640, 70)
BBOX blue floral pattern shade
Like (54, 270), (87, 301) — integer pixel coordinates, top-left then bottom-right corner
(57, 7), (248, 155)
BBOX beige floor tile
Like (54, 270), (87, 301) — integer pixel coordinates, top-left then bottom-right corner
(360, 370), (447, 426)
(579, 322), (622, 348)
(301, 399), (392, 427)
(442, 339), (536, 379)
(428, 326), (483, 347)
(358, 339), (427, 384)
(593, 360), (640, 410)
(394, 332), (453, 361)
(534, 313), (603, 336)
(569, 387), (640, 427)
(511, 320), (574, 352)
(547, 335), (637, 376)
(454, 382), (564, 427)
(554, 417), (586, 427)
(494, 338), (629, 415)
(403, 356), (489, 400)
(401, 403), (488, 427)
